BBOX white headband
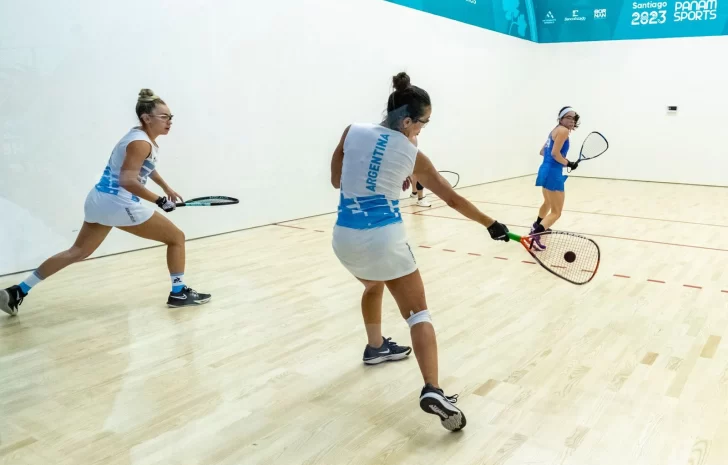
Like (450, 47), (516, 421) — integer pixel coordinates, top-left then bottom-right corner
(559, 107), (575, 119)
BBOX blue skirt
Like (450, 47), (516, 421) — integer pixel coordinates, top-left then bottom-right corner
(535, 163), (567, 192)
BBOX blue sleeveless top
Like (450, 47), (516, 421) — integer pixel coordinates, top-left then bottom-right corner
(542, 130), (570, 167)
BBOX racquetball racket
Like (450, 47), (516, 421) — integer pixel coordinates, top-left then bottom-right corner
(567, 131), (609, 173)
(175, 196), (239, 207)
(507, 230), (600, 285)
(439, 171), (460, 188)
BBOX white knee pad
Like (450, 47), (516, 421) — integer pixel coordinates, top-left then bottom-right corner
(407, 309), (432, 328)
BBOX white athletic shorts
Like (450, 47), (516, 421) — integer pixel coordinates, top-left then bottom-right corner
(84, 188), (154, 227)
(332, 222), (418, 282)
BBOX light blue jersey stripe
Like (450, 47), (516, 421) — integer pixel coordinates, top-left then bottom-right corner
(92, 128), (157, 204)
(336, 192), (402, 230)
(94, 163), (143, 202)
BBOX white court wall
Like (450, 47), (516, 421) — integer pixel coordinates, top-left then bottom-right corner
(540, 35), (728, 187)
(0, 0), (545, 275)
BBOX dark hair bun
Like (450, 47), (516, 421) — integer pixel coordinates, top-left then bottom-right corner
(138, 88), (156, 101)
(392, 72), (411, 92)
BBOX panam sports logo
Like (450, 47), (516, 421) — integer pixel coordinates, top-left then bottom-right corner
(674, 0), (718, 21)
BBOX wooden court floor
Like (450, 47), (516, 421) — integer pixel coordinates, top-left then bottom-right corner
(2, 176), (728, 465)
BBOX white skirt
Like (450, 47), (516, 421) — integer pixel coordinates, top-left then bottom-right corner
(332, 222), (418, 282)
(84, 189), (154, 227)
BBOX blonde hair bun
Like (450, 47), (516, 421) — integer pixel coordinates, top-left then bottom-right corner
(138, 88), (159, 102)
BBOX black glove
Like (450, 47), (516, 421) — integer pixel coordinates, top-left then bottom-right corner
(156, 196), (176, 213)
(487, 221), (510, 242)
(566, 160), (579, 171)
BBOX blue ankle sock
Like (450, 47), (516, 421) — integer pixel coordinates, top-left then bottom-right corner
(171, 273), (185, 293)
(19, 270), (44, 294)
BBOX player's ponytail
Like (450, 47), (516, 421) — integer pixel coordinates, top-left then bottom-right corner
(385, 72), (431, 130)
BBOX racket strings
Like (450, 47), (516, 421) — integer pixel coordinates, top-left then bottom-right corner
(530, 232), (599, 284)
(580, 132), (608, 160)
(421, 171), (460, 201)
(182, 196), (239, 206)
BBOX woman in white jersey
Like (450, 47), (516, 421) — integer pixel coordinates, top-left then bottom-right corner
(0, 89), (210, 316)
(330, 72), (510, 432)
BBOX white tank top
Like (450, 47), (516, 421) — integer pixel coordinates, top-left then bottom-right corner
(94, 127), (158, 202)
(336, 123), (418, 230)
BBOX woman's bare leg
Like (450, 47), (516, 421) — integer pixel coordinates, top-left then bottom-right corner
(385, 270), (437, 386)
(1, 222), (111, 315)
(118, 212), (185, 274)
(357, 278), (385, 347)
(36, 222), (113, 279)
(541, 190), (565, 230)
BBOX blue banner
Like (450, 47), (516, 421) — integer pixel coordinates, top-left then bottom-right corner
(385, 0), (728, 42)
(384, 0), (540, 42)
(536, 0), (728, 42)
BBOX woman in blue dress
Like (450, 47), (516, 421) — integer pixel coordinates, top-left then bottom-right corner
(530, 106), (580, 250)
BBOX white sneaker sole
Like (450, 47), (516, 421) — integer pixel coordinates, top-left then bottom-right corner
(363, 349), (412, 365)
(0, 290), (17, 316)
(419, 392), (466, 431)
(167, 296), (212, 308)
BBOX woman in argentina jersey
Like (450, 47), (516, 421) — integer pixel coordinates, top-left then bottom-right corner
(330, 72), (510, 432)
(0, 89), (210, 317)
(530, 106), (580, 250)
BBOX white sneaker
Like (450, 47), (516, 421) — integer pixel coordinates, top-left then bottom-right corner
(417, 198), (431, 207)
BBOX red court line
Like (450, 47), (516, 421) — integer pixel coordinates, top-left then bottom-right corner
(403, 212), (728, 253)
(273, 224), (725, 293)
(268, 224), (728, 293)
(470, 200), (728, 229)
(413, 245), (720, 292)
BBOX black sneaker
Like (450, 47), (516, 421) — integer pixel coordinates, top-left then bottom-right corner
(0, 285), (26, 316)
(362, 337), (412, 365)
(419, 383), (466, 432)
(166, 286), (211, 308)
